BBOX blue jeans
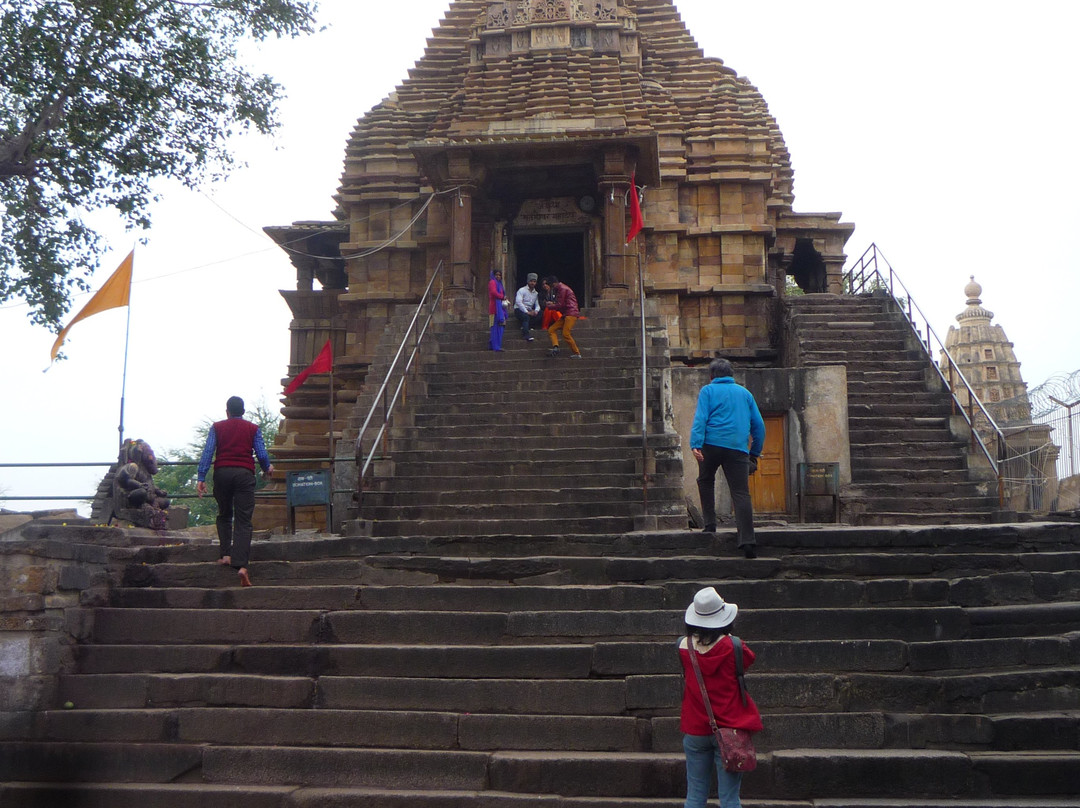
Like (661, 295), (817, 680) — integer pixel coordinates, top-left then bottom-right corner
(683, 733), (742, 808)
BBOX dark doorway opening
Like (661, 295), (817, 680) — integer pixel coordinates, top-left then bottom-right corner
(514, 232), (587, 306)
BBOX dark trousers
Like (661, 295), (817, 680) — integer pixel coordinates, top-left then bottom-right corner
(514, 309), (541, 337)
(696, 445), (755, 548)
(213, 466), (257, 568)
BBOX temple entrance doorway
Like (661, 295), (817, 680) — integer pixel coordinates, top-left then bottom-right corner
(513, 231), (587, 307)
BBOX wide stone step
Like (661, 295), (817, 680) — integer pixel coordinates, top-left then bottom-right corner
(5, 745), (1079, 801)
(850, 440), (973, 457)
(849, 427), (961, 443)
(363, 499), (652, 522)
(103, 567), (1080, 612)
(53, 667), (1080, 717)
(423, 375), (639, 395)
(0, 783), (296, 808)
(383, 433), (652, 453)
(363, 486), (681, 510)
(72, 632), (1080, 679)
(22, 707), (1080, 754)
(82, 605), (974, 646)
(849, 495), (998, 514)
(852, 454), (968, 471)
(365, 472), (663, 493)
(854, 467), (977, 483)
(852, 511), (996, 526)
(369, 514), (649, 537)
(848, 404), (953, 418)
(411, 390), (639, 408)
(413, 410), (640, 428)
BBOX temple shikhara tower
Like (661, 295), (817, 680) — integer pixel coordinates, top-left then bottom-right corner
(264, 0), (853, 527)
(941, 276), (1059, 511)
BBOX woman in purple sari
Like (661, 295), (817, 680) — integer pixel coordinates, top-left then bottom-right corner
(488, 269), (508, 351)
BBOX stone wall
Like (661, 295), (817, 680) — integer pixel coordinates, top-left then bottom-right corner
(671, 365), (850, 522)
(0, 521), (182, 721)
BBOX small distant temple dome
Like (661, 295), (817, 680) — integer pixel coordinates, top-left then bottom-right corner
(957, 275), (994, 323)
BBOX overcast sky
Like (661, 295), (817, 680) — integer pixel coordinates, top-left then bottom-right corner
(2, 0), (1077, 512)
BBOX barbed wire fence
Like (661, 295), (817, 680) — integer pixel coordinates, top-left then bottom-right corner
(1028, 370), (1080, 510)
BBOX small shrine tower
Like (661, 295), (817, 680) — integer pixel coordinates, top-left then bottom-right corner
(941, 276), (1058, 511)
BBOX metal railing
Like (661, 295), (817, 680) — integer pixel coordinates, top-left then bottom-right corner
(353, 260), (445, 517)
(0, 457), (341, 506)
(845, 244), (1008, 506)
(635, 250), (650, 508)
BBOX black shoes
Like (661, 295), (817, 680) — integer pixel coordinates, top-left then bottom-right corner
(548, 346), (560, 357)
(702, 524), (716, 533)
(742, 546), (757, 559)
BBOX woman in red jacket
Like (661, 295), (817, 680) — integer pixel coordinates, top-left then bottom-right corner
(678, 587), (763, 807)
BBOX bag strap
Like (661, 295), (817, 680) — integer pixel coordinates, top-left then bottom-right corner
(731, 635), (749, 707)
(686, 635), (720, 734)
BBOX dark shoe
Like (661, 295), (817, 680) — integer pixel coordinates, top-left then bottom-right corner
(742, 546), (757, 559)
(548, 346), (560, 357)
(702, 524), (716, 533)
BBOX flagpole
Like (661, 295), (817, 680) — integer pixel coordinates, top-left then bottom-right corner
(117, 286), (133, 456)
(328, 361), (335, 532)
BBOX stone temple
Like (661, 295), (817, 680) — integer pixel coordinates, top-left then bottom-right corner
(263, 0), (861, 530)
(5, 3), (1078, 803)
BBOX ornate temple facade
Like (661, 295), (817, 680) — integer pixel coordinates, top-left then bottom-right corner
(263, 0), (854, 526)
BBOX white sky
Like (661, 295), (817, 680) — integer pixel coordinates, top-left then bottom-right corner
(2, 0), (1077, 513)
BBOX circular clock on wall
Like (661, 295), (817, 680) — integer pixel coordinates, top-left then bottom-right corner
(578, 195), (596, 213)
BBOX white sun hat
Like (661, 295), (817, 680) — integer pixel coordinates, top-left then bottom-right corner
(684, 586), (738, 629)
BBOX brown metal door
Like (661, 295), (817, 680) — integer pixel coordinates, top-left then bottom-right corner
(749, 414), (786, 513)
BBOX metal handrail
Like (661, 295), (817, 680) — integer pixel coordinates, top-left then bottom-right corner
(635, 250), (650, 508)
(845, 243), (1005, 504)
(0, 457), (338, 505)
(353, 260), (445, 516)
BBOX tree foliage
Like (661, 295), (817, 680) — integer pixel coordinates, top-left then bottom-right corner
(0, 0), (317, 328)
(153, 400), (280, 526)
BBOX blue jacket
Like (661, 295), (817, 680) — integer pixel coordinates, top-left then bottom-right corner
(690, 377), (765, 457)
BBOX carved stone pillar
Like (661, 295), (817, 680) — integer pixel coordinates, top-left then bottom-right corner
(447, 151), (476, 294)
(599, 176), (631, 295)
(450, 186), (476, 291)
(599, 147), (633, 298)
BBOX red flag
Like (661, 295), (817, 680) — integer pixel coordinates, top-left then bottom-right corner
(284, 339), (333, 395)
(626, 173), (644, 244)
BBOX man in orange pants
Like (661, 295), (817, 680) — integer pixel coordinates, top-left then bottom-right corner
(544, 275), (581, 358)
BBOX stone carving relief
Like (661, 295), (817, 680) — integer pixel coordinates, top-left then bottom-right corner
(489, 0), (621, 31)
(594, 0), (618, 22)
(487, 35), (512, 56)
(488, 3), (511, 29)
(597, 29), (619, 52)
(530, 0), (571, 22)
(533, 25), (569, 48)
(571, 27), (590, 48)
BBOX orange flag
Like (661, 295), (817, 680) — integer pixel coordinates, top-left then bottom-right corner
(284, 339), (333, 395)
(49, 250), (133, 362)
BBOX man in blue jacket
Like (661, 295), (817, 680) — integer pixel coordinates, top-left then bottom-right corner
(690, 358), (766, 558)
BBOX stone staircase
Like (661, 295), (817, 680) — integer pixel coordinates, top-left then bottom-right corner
(2, 521), (1079, 806)
(788, 294), (1001, 525)
(345, 308), (686, 536)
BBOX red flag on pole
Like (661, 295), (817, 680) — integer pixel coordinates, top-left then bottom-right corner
(284, 339), (333, 395)
(626, 173), (644, 244)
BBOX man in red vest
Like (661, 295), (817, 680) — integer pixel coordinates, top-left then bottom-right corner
(196, 396), (274, 586)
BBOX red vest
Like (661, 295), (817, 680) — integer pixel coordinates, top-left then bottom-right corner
(212, 418), (259, 472)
